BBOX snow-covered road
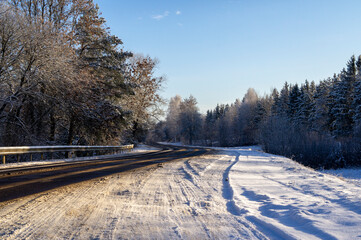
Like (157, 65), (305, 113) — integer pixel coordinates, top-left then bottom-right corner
(1, 147), (361, 239)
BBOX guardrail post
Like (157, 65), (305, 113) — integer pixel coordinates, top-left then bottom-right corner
(30, 154), (32, 161)
(2, 155), (5, 164)
(17, 155), (20, 162)
(41, 153), (44, 160)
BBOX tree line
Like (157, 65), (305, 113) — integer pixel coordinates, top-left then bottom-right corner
(0, 0), (164, 146)
(153, 55), (361, 169)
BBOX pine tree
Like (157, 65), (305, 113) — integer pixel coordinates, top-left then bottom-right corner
(298, 80), (315, 128)
(68, 1), (134, 144)
(203, 110), (215, 145)
(270, 88), (280, 116)
(287, 84), (302, 125)
(329, 56), (357, 138)
(309, 79), (332, 134)
(352, 55), (361, 131)
(273, 82), (289, 117)
(254, 95), (273, 129)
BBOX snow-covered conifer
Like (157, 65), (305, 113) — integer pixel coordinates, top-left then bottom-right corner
(329, 56), (357, 138)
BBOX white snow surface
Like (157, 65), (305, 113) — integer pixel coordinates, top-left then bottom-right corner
(321, 168), (361, 188)
(1, 146), (361, 239)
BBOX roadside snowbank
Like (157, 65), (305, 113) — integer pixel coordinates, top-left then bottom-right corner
(226, 147), (361, 240)
(321, 168), (361, 188)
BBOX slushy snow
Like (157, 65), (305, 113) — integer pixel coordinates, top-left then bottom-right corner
(1, 146), (361, 239)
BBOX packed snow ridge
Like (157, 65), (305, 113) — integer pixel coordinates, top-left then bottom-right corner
(1, 145), (361, 239)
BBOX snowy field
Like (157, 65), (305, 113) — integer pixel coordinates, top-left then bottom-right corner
(321, 168), (361, 188)
(1, 146), (361, 239)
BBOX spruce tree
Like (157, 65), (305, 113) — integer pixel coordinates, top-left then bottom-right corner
(309, 79), (332, 134)
(287, 84), (302, 125)
(298, 80), (314, 128)
(352, 55), (361, 131)
(329, 56), (356, 138)
(270, 88), (280, 116)
(275, 82), (290, 117)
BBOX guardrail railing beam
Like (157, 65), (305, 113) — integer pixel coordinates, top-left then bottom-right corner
(0, 145), (134, 164)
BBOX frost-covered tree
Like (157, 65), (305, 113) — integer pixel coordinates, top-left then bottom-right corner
(226, 99), (242, 146)
(203, 109), (217, 145)
(298, 80), (315, 128)
(329, 56), (357, 138)
(0, 0), (164, 145)
(178, 95), (202, 144)
(287, 84), (302, 125)
(254, 94), (273, 129)
(309, 79), (332, 134)
(238, 88), (258, 145)
(165, 95), (182, 142)
(122, 55), (165, 142)
(352, 56), (361, 134)
(273, 82), (289, 117)
(0, 1), (80, 145)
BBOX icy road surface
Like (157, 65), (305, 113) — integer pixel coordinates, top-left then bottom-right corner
(1, 147), (361, 239)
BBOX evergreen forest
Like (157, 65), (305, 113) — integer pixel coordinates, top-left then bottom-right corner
(154, 56), (361, 169)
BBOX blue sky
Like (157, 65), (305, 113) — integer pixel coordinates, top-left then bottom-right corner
(94, 0), (361, 113)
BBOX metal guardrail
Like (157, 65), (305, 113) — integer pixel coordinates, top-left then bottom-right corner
(0, 145), (134, 164)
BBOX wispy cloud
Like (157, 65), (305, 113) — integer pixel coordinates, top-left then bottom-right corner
(152, 11), (170, 20)
(176, 10), (181, 15)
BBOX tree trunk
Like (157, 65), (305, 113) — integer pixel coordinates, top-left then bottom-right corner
(67, 116), (75, 145)
(49, 111), (56, 142)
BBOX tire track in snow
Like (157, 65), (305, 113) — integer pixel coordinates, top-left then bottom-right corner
(170, 154), (261, 239)
(185, 160), (200, 176)
(223, 150), (301, 240)
(220, 151), (271, 240)
(180, 166), (196, 185)
(1, 183), (95, 239)
(222, 152), (247, 216)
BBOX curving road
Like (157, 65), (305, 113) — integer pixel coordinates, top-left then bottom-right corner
(1, 146), (361, 239)
(0, 146), (211, 203)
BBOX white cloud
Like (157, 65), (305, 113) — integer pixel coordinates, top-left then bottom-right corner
(176, 10), (181, 15)
(152, 11), (170, 20)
